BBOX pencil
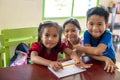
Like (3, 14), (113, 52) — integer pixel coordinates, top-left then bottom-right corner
(62, 62), (76, 67)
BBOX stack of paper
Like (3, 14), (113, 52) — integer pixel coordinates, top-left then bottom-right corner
(48, 60), (86, 78)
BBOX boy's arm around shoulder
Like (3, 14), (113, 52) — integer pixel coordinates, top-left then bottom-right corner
(74, 43), (107, 56)
(82, 44), (112, 62)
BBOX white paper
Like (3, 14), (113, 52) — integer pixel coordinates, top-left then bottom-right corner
(48, 60), (86, 78)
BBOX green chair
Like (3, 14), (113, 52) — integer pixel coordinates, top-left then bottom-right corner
(1, 27), (38, 67)
(0, 35), (5, 67)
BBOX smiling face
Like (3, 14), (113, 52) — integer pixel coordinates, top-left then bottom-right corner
(41, 26), (59, 50)
(64, 23), (80, 43)
(86, 15), (108, 38)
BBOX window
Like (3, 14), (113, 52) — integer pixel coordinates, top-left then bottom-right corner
(42, 0), (99, 20)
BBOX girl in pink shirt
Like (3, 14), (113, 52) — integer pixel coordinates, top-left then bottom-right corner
(63, 18), (85, 59)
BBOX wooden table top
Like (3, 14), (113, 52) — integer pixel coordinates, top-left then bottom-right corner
(0, 57), (120, 80)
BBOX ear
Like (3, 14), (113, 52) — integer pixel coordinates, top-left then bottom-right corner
(105, 23), (109, 29)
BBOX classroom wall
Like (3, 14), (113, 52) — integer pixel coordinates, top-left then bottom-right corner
(0, 0), (42, 29)
(0, 0), (116, 30)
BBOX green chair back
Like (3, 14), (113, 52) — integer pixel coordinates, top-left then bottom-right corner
(1, 27), (38, 67)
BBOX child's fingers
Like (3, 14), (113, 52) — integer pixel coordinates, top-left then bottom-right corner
(105, 65), (114, 73)
(50, 62), (63, 71)
(106, 65), (111, 72)
(104, 64), (110, 72)
(83, 64), (93, 68)
(57, 63), (63, 69)
(52, 66), (58, 71)
(85, 64), (93, 68)
(110, 66), (115, 72)
(104, 63), (108, 71)
(115, 65), (119, 69)
(55, 62), (63, 70)
(76, 63), (93, 68)
(104, 64), (118, 73)
(53, 66), (61, 71)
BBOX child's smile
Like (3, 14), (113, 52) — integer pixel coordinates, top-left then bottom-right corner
(64, 23), (80, 42)
(87, 15), (108, 38)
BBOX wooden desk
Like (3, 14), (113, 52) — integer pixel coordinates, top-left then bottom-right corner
(0, 57), (120, 80)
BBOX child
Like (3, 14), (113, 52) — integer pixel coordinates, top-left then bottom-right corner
(29, 21), (92, 71)
(63, 17), (85, 59)
(74, 6), (118, 72)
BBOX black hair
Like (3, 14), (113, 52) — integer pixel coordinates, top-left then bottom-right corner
(63, 17), (81, 31)
(86, 6), (109, 23)
(38, 21), (62, 51)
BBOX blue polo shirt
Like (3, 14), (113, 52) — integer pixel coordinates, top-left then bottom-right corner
(84, 30), (115, 60)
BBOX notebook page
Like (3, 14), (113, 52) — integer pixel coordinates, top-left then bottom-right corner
(48, 60), (86, 78)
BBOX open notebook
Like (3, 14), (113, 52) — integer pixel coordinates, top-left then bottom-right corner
(48, 59), (86, 78)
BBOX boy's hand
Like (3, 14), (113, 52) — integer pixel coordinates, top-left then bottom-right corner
(49, 61), (63, 71)
(104, 58), (118, 72)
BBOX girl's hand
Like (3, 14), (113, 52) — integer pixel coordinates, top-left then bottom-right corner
(73, 44), (83, 52)
(104, 58), (118, 72)
(49, 61), (63, 71)
(75, 60), (93, 69)
(73, 44), (81, 49)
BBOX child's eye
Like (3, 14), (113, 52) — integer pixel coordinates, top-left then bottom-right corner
(45, 34), (49, 37)
(89, 23), (93, 26)
(88, 22), (93, 26)
(72, 30), (76, 32)
(98, 23), (102, 26)
(65, 30), (69, 33)
(53, 34), (58, 37)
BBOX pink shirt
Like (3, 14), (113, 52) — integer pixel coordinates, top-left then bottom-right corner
(62, 37), (82, 49)
(62, 37), (83, 57)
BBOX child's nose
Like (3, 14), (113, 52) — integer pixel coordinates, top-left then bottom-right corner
(48, 37), (52, 40)
(92, 25), (98, 30)
(68, 31), (72, 35)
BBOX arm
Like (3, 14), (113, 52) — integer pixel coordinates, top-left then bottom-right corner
(81, 30), (108, 55)
(31, 51), (52, 66)
(64, 48), (92, 68)
(84, 44), (111, 62)
(31, 51), (63, 71)
(74, 43), (107, 55)
(90, 55), (111, 62)
(84, 45), (118, 72)
(90, 55), (118, 72)
(63, 48), (80, 62)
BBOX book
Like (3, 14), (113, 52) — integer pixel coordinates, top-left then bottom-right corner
(48, 59), (86, 78)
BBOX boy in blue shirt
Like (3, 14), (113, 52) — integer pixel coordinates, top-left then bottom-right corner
(74, 6), (118, 72)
